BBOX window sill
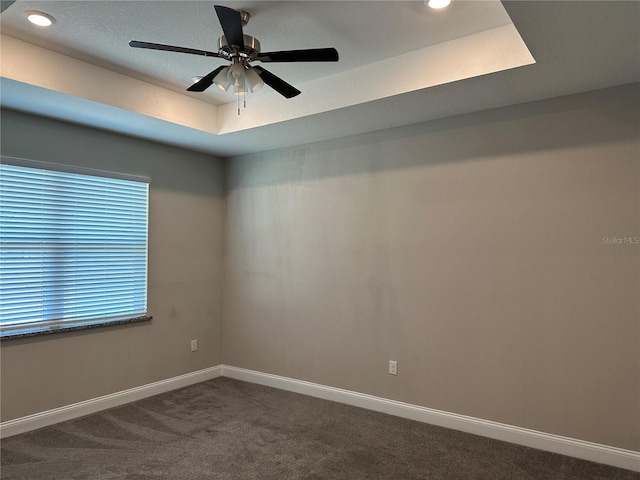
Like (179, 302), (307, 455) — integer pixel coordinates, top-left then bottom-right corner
(0, 316), (152, 341)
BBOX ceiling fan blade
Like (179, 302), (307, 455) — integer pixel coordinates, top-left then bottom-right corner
(214, 5), (244, 49)
(257, 48), (339, 63)
(253, 66), (301, 99)
(129, 40), (219, 57)
(187, 65), (227, 92)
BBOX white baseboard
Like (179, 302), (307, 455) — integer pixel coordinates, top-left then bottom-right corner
(2, 363), (637, 472)
(0, 365), (222, 439)
(222, 365), (640, 473)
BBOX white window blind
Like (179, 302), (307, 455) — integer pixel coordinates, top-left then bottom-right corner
(0, 161), (149, 338)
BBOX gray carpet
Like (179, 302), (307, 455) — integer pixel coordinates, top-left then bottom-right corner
(1, 377), (637, 479)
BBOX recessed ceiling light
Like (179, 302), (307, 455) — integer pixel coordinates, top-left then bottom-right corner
(191, 76), (203, 84)
(24, 10), (56, 27)
(426, 0), (452, 9)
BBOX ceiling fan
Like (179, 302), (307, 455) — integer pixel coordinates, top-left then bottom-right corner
(129, 4), (339, 99)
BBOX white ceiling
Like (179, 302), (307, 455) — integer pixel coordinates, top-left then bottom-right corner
(1, 1), (639, 158)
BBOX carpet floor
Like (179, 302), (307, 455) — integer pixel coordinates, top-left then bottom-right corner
(1, 377), (637, 479)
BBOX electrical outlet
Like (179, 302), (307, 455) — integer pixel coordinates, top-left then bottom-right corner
(389, 360), (397, 375)
(190, 339), (198, 352)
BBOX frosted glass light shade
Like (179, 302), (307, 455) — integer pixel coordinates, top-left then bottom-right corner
(233, 84), (248, 96)
(245, 67), (264, 93)
(214, 67), (231, 91)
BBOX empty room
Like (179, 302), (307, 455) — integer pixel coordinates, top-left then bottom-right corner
(0, 1), (638, 478)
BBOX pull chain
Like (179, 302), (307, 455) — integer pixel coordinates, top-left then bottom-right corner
(237, 75), (247, 115)
(243, 75), (247, 111)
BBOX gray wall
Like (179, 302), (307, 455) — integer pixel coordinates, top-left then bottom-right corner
(1, 84), (638, 452)
(0, 109), (225, 420)
(223, 84), (640, 451)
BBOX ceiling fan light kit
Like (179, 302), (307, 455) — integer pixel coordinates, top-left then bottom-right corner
(129, 4), (339, 112)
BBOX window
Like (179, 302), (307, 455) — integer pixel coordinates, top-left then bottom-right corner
(0, 159), (150, 339)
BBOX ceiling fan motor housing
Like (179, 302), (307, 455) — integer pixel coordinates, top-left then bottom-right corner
(218, 34), (261, 60)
